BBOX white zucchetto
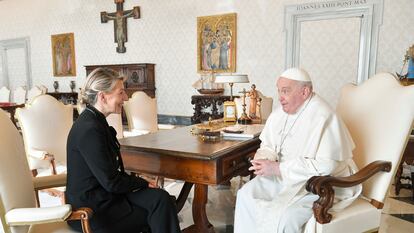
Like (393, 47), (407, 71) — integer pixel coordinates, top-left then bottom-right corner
(280, 68), (312, 82)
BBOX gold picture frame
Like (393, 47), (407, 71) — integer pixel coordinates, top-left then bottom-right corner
(51, 33), (76, 77)
(197, 13), (236, 73)
(223, 101), (237, 122)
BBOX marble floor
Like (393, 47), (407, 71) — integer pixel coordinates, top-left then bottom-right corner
(39, 177), (414, 233)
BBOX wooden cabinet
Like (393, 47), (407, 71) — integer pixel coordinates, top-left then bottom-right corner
(191, 95), (232, 124)
(85, 63), (155, 98)
(47, 92), (78, 105)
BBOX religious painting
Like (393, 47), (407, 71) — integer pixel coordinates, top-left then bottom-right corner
(51, 33), (76, 76)
(197, 13), (236, 73)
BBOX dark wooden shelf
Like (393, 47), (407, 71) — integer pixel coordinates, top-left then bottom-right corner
(85, 63), (155, 98)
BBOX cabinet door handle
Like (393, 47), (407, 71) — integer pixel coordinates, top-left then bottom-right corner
(232, 160), (237, 167)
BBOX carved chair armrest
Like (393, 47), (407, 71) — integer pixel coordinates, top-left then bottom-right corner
(66, 207), (94, 233)
(305, 160), (391, 224)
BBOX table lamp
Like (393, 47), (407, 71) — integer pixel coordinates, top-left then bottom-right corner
(215, 74), (249, 123)
(215, 74), (249, 100)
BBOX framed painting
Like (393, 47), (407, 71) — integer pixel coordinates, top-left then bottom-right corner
(51, 33), (76, 76)
(197, 13), (236, 73)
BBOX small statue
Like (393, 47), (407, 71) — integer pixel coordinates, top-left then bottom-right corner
(247, 84), (258, 119)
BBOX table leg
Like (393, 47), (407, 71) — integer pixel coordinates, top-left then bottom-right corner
(176, 182), (193, 212)
(10, 108), (18, 127)
(182, 184), (215, 233)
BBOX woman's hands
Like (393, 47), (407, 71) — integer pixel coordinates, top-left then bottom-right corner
(148, 181), (159, 188)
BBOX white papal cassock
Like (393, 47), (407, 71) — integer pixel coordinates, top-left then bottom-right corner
(234, 94), (362, 233)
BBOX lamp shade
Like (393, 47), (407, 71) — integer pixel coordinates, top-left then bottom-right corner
(215, 74), (249, 83)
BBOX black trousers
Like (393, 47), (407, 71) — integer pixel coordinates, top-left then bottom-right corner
(69, 188), (181, 233)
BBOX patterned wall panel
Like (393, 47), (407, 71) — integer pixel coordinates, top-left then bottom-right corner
(6, 47), (27, 92)
(300, 17), (360, 108)
(0, 0), (412, 116)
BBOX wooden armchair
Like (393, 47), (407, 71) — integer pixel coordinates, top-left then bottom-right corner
(16, 94), (73, 177)
(305, 73), (414, 232)
(16, 95), (73, 205)
(0, 109), (93, 233)
(0, 86), (10, 102)
(13, 86), (27, 104)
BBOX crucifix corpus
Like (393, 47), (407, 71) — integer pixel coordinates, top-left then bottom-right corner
(100, 0), (140, 53)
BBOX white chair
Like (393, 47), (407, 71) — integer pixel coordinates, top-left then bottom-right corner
(304, 73), (414, 233)
(27, 86), (43, 104)
(124, 91), (175, 135)
(13, 86), (27, 104)
(106, 113), (124, 139)
(0, 109), (92, 233)
(16, 94), (73, 177)
(38, 84), (48, 94)
(235, 93), (273, 122)
(0, 86), (11, 102)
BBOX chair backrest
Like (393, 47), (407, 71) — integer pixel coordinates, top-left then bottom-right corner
(38, 85), (48, 94)
(16, 95), (73, 171)
(123, 91), (158, 133)
(0, 109), (35, 233)
(106, 113), (124, 139)
(336, 73), (414, 203)
(13, 86), (27, 104)
(235, 95), (273, 121)
(27, 86), (43, 104)
(0, 86), (11, 102)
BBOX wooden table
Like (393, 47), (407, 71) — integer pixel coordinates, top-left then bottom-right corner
(0, 102), (25, 126)
(120, 126), (261, 233)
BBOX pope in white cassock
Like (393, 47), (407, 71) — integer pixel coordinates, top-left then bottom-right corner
(234, 68), (362, 233)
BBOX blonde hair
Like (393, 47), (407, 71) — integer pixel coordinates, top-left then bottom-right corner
(78, 68), (124, 109)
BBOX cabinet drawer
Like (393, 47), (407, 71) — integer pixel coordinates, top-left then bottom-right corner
(222, 152), (254, 177)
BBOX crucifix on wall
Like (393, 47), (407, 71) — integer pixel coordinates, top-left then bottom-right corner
(100, 0), (140, 53)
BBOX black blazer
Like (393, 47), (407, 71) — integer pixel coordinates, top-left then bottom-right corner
(66, 105), (148, 230)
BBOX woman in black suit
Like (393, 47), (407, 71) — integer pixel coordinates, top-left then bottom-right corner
(66, 68), (181, 233)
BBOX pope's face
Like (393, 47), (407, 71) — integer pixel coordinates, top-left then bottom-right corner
(276, 77), (309, 114)
(103, 79), (128, 114)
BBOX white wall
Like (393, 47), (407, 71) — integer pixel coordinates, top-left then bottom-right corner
(0, 0), (412, 116)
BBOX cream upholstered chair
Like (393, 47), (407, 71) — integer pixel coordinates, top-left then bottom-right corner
(0, 109), (92, 233)
(305, 73), (414, 233)
(38, 84), (48, 94)
(235, 93), (273, 122)
(16, 94), (73, 177)
(27, 86), (43, 104)
(0, 86), (11, 102)
(106, 113), (124, 139)
(123, 91), (175, 187)
(123, 91), (175, 135)
(76, 104), (126, 139)
(13, 86), (27, 104)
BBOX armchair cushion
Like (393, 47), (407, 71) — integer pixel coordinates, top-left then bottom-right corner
(123, 129), (150, 137)
(312, 198), (380, 233)
(29, 221), (80, 233)
(6, 205), (72, 226)
(158, 124), (176, 130)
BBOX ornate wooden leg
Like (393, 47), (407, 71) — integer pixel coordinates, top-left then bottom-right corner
(395, 163), (403, 195)
(183, 184), (215, 233)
